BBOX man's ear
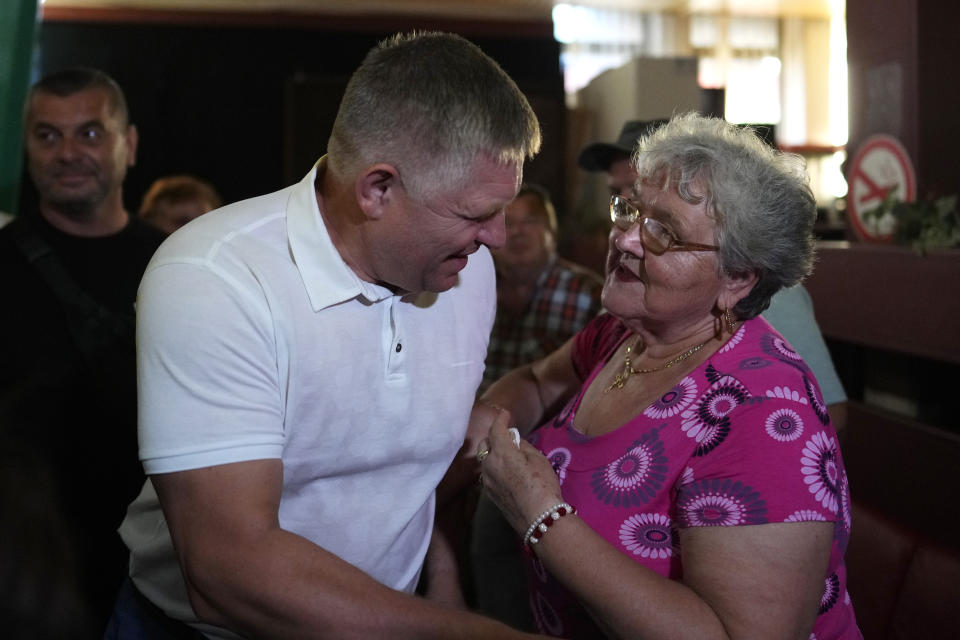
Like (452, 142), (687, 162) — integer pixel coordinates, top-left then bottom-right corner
(543, 227), (558, 254)
(718, 269), (760, 313)
(355, 163), (400, 221)
(125, 124), (139, 168)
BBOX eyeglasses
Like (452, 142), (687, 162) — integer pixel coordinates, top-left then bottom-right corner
(609, 195), (720, 255)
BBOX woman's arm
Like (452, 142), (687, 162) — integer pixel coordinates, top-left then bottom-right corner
(436, 338), (582, 508)
(481, 415), (832, 640)
(534, 514), (831, 639)
(481, 336), (582, 435)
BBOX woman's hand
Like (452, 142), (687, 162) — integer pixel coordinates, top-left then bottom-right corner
(477, 409), (564, 535)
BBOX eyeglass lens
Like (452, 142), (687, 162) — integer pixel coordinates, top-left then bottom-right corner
(610, 196), (673, 254)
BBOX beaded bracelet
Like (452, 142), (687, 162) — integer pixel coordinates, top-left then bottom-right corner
(522, 502), (576, 550)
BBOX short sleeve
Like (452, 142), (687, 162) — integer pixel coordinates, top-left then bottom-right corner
(136, 261), (285, 474)
(570, 312), (627, 381)
(678, 394), (847, 528)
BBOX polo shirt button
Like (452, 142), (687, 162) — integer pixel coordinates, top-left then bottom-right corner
(395, 343), (402, 353)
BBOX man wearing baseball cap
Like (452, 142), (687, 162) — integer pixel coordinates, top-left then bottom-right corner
(577, 119), (668, 198)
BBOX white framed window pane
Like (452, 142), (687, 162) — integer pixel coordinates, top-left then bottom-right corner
(725, 56), (782, 125)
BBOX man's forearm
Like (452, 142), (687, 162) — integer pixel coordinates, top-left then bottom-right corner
(183, 525), (536, 639)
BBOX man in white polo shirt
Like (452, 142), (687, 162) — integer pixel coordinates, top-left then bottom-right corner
(108, 32), (543, 639)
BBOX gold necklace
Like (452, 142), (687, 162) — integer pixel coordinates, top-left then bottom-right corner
(605, 335), (710, 393)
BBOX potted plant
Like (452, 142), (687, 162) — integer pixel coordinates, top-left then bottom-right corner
(863, 192), (960, 254)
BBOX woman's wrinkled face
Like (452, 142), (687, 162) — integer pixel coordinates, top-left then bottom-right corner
(601, 179), (726, 335)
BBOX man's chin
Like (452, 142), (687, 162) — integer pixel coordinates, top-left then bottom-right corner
(46, 195), (99, 217)
(408, 255), (468, 293)
(44, 184), (104, 208)
(424, 273), (461, 293)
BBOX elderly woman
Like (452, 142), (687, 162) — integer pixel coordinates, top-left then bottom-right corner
(475, 113), (860, 639)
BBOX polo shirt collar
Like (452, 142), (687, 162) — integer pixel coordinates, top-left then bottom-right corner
(287, 158), (395, 311)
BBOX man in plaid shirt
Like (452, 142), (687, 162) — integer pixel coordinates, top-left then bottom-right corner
(470, 184), (601, 629)
(480, 183), (603, 393)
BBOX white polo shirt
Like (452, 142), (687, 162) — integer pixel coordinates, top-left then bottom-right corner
(120, 161), (495, 636)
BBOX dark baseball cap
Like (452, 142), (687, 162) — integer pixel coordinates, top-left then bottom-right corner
(577, 119), (669, 172)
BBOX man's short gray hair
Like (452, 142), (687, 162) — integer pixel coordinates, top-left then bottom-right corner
(634, 112), (817, 319)
(27, 67), (130, 128)
(327, 31), (541, 200)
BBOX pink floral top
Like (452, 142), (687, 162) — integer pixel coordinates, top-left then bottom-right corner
(525, 314), (861, 639)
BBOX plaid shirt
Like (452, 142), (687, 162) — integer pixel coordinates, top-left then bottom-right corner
(481, 257), (603, 393)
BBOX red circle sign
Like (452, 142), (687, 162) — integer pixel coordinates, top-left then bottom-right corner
(846, 134), (916, 242)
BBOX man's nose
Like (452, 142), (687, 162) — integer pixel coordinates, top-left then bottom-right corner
(479, 212), (507, 250)
(55, 137), (83, 161)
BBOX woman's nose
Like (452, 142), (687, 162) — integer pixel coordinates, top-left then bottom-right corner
(612, 223), (645, 258)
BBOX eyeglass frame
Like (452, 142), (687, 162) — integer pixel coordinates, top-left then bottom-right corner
(609, 195), (720, 255)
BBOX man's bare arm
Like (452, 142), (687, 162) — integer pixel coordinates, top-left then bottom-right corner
(153, 459), (542, 639)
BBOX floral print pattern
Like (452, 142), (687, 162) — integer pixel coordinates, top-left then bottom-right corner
(680, 375), (749, 456)
(819, 573), (840, 613)
(761, 332), (809, 374)
(546, 447), (572, 485)
(676, 478), (768, 527)
(804, 374), (830, 425)
(765, 385), (809, 404)
(644, 377), (697, 419)
(719, 323), (746, 353)
(619, 513), (676, 559)
(739, 356), (772, 370)
(765, 408), (805, 442)
(550, 393), (577, 429)
(675, 465), (695, 491)
(786, 509), (827, 522)
(591, 428), (667, 507)
(801, 432), (840, 513)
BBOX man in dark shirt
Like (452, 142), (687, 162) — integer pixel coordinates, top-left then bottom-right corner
(0, 68), (166, 632)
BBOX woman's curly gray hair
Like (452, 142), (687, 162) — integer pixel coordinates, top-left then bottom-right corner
(633, 112), (817, 319)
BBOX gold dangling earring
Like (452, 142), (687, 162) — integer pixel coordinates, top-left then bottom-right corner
(723, 308), (736, 334)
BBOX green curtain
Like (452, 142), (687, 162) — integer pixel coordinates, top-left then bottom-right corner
(0, 0), (39, 215)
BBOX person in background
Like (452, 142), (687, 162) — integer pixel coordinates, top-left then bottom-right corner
(579, 118), (848, 435)
(107, 31), (546, 639)
(469, 184), (602, 629)
(477, 113), (860, 638)
(0, 67), (166, 631)
(138, 174), (222, 234)
(481, 183), (603, 393)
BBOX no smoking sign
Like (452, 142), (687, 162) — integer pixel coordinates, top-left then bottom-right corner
(846, 134), (916, 242)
